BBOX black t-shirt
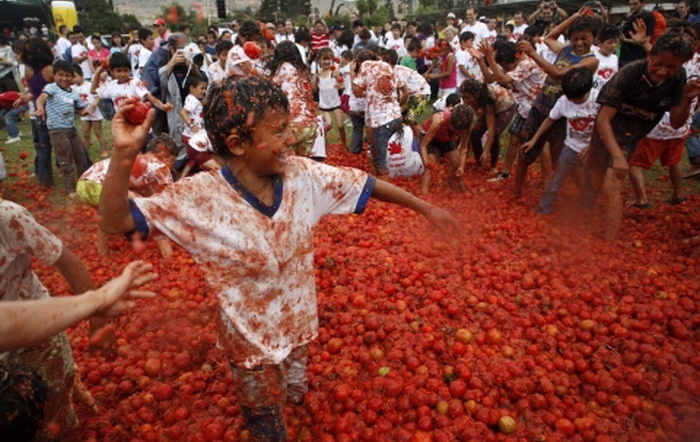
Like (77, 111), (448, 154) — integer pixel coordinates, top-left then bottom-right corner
(595, 59), (686, 146)
(618, 11), (655, 67)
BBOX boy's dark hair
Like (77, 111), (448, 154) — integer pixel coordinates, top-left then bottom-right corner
(495, 41), (518, 65)
(566, 15), (601, 40)
(204, 76), (289, 158)
(341, 49), (353, 60)
(449, 104), (475, 131)
(186, 74), (207, 91)
(382, 49), (398, 66)
(73, 25), (84, 34)
(445, 93), (462, 108)
(353, 49), (377, 74)
(407, 37), (422, 52)
(0, 362), (48, 442)
(109, 52), (130, 70)
(597, 24), (621, 42)
(269, 40), (307, 75)
(52, 59), (73, 74)
(91, 34), (101, 43)
(391, 23), (402, 31)
(459, 31), (475, 42)
(352, 19), (364, 29)
(145, 133), (179, 157)
(215, 40), (233, 55)
(72, 63), (83, 76)
(207, 30), (217, 39)
(179, 23), (191, 32)
(237, 20), (261, 44)
(651, 27), (696, 60)
(294, 28), (310, 44)
(504, 23), (514, 32)
(23, 37), (54, 70)
(337, 29), (355, 48)
(561, 67), (593, 99)
(138, 28), (153, 43)
(523, 26), (542, 38)
(359, 28), (371, 41)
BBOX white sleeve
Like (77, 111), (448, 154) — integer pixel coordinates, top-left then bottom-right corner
(0, 201), (63, 266)
(305, 160), (376, 222)
(549, 97), (567, 120)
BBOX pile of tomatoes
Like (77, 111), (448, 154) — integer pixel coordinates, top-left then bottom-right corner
(7, 143), (700, 442)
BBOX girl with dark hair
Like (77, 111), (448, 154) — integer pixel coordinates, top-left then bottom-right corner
(17, 37), (55, 187)
(333, 28), (354, 58)
(270, 40), (317, 156)
(425, 39), (457, 98)
(460, 78), (516, 172)
(110, 31), (124, 54)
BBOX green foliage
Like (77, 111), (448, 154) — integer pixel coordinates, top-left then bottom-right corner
(74, 0), (141, 34)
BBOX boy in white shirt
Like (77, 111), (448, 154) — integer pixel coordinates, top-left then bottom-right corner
(382, 23), (407, 58)
(137, 28), (156, 79)
(592, 24), (620, 91)
(455, 31), (482, 86)
(521, 68), (600, 214)
(99, 76), (458, 441)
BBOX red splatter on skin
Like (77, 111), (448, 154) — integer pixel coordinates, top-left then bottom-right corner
(256, 142), (268, 150)
(245, 112), (255, 128)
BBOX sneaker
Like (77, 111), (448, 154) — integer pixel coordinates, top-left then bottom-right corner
(684, 165), (700, 179)
(488, 172), (511, 182)
(6, 136), (20, 144)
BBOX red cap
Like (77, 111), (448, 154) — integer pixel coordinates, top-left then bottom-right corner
(153, 18), (166, 26)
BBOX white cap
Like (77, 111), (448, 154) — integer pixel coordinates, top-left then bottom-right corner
(447, 12), (456, 19)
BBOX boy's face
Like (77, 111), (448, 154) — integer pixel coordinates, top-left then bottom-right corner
(276, 23), (284, 34)
(647, 51), (686, 83)
(570, 30), (594, 55)
(218, 49), (230, 64)
(191, 82), (207, 99)
(112, 66), (131, 83)
(207, 34), (215, 44)
(406, 24), (416, 35)
(143, 34), (155, 50)
(68, 34), (77, 45)
(392, 28), (401, 39)
(235, 107), (296, 176)
(461, 38), (474, 49)
(73, 72), (84, 85)
(55, 70), (73, 88)
(598, 37), (619, 55)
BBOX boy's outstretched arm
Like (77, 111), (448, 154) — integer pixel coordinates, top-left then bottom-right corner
(371, 180), (460, 235)
(100, 98), (154, 234)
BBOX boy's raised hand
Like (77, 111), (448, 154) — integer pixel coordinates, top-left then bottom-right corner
(113, 97), (154, 159)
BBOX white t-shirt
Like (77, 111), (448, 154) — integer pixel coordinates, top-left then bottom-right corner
(483, 30), (498, 45)
(72, 43), (93, 79)
(208, 61), (227, 84)
(455, 48), (482, 85)
(182, 94), (204, 138)
(128, 43), (143, 79)
(73, 81), (103, 121)
(130, 157), (375, 368)
(460, 22), (489, 43)
(311, 115), (327, 158)
(97, 78), (149, 108)
(536, 41), (558, 65)
(56, 37), (72, 60)
(395, 65), (430, 96)
(138, 48), (152, 74)
(549, 89), (600, 153)
(80, 156), (173, 195)
(511, 24), (529, 42)
(592, 48), (618, 91)
(226, 45), (252, 77)
(353, 60), (402, 128)
(382, 34), (407, 58)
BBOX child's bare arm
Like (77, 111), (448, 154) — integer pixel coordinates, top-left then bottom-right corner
(100, 98), (154, 234)
(145, 93), (172, 112)
(518, 39), (598, 80)
(595, 105), (628, 179)
(670, 78), (700, 128)
(371, 180), (460, 235)
(90, 71), (102, 95)
(33, 92), (48, 117)
(544, 9), (583, 54)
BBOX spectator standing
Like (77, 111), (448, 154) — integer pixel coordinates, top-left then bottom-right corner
(226, 20), (262, 77)
(153, 18), (172, 50)
(310, 20), (330, 56)
(352, 20), (377, 47)
(137, 28), (156, 79)
(71, 27), (93, 80)
(593, 25), (621, 91)
(331, 28), (354, 59)
(512, 12), (529, 41)
(276, 19), (296, 43)
(87, 35), (110, 73)
(110, 31), (125, 54)
(382, 23), (407, 57)
(675, 0), (695, 22)
(461, 7), (489, 42)
(528, 1), (568, 34)
(485, 19), (498, 44)
(126, 30), (143, 78)
(618, 0), (655, 67)
(442, 13), (458, 37)
(62, 31), (77, 63)
(55, 25), (71, 59)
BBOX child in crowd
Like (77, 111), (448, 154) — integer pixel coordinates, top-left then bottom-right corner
(78, 134), (178, 256)
(72, 64), (108, 158)
(399, 37), (423, 72)
(270, 40), (318, 156)
(34, 61), (89, 196)
(514, 10), (600, 197)
(99, 76), (459, 442)
(207, 40), (232, 84)
(419, 95), (474, 193)
(521, 68), (600, 214)
(425, 39), (458, 98)
(477, 40), (546, 182)
(455, 32), (482, 86)
(460, 78), (516, 173)
(586, 27), (700, 240)
(91, 52), (171, 114)
(382, 23), (407, 57)
(593, 24), (620, 91)
(179, 75), (220, 178)
(313, 47), (347, 150)
(338, 50), (353, 113)
(227, 20), (262, 77)
(353, 49), (407, 177)
(137, 28), (156, 79)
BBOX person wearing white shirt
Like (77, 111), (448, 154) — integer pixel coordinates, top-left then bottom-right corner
(55, 25), (72, 60)
(511, 12), (529, 41)
(461, 7), (489, 43)
(137, 28), (156, 79)
(352, 20), (378, 46)
(484, 19), (498, 44)
(71, 29), (93, 80)
(592, 25), (620, 91)
(382, 24), (407, 58)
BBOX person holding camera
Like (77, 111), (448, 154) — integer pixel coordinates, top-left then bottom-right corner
(528, 0), (568, 34)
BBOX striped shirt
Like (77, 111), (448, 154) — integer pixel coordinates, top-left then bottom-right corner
(42, 83), (85, 130)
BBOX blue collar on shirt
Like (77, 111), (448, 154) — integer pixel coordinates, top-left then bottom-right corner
(221, 165), (283, 218)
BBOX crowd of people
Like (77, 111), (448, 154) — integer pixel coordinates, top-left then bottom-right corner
(1, 0), (700, 440)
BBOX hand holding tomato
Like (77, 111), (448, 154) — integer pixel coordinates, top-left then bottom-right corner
(162, 103), (174, 112)
(114, 97), (154, 159)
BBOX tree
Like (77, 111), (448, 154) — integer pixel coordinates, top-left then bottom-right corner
(74, 0), (141, 34)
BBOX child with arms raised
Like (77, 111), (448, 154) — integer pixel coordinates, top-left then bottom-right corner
(100, 76), (458, 441)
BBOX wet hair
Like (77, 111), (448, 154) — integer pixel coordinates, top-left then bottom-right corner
(269, 40), (307, 75)
(109, 52), (130, 70)
(186, 74), (207, 91)
(459, 78), (494, 110)
(0, 362), (48, 442)
(566, 15), (601, 40)
(449, 104), (475, 131)
(216, 39), (233, 55)
(459, 31), (475, 42)
(236, 20), (262, 44)
(52, 59), (73, 75)
(495, 41), (518, 65)
(597, 24), (621, 43)
(317, 47), (334, 60)
(22, 37), (54, 70)
(407, 37), (422, 52)
(72, 63), (83, 76)
(138, 28), (153, 43)
(203, 76), (289, 158)
(561, 67), (593, 99)
(145, 133), (179, 157)
(382, 49), (398, 65)
(337, 29), (355, 49)
(445, 93), (462, 108)
(341, 49), (353, 61)
(651, 27), (696, 60)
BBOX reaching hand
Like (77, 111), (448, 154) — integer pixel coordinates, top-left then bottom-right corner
(521, 140), (535, 153)
(93, 261), (157, 317)
(478, 40), (494, 60)
(424, 206), (461, 236)
(683, 77), (700, 100)
(630, 18), (649, 47)
(112, 97), (155, 159)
